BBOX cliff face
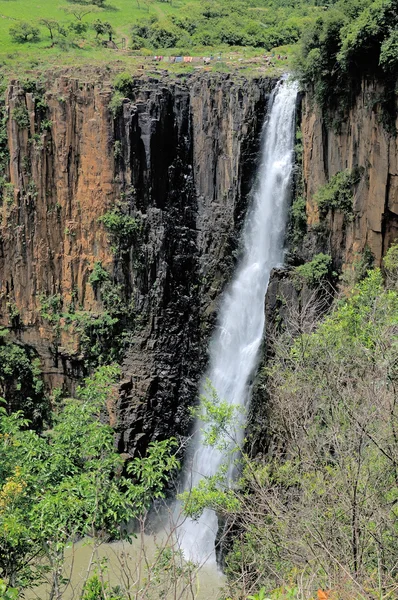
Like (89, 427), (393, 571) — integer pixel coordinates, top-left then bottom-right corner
(301, 80), (398, 267)
(4, 72), (396, 455)
(0, 73), (274, 452)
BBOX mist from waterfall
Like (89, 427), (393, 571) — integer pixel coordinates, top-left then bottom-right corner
(177, 80), (299, 564)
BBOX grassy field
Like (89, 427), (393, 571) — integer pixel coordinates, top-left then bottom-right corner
(0, 0), (177, 53)
(0, 0), (305, 78)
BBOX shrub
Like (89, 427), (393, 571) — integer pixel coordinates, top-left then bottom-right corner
(147, 24), (179, 48)
(88, 261), (110, 289)
(379, 28), (398, 71)
(0, 331), (48, 428)
(383, 241), (398, 286)
(98, 207), (140, 254)
(289, 196), (307, 245)
(294, 253), (333, 287)
(113, 72), (133, 96)
(68, 21), (88, 35)
(11, 106), (29, 129)
(9, 22), (40, 43)
(109, 91), (124, 118)
(314, 167), (363, 216)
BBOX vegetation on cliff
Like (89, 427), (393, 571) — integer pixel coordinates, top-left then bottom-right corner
(0, 329), (48, 429)
(294, 0), (398, 122)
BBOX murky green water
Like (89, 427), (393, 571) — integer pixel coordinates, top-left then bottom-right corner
(25, 534), (223, 600)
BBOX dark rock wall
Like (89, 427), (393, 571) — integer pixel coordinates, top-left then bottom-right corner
(114, 76), (275, 454)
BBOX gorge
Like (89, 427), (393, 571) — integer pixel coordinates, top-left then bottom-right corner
(1, 61), (398, 598)
(1, 71), (397, 452)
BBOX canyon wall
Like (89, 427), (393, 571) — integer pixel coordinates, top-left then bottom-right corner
(0, 73), (274, 453)
(2, 72), (397, 455)
(301, 80), (398, 268)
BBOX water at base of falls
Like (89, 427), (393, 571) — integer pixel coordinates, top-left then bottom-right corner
(176, 79), (299, 565)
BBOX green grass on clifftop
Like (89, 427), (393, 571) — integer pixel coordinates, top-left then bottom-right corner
(0, 0), (322, 78)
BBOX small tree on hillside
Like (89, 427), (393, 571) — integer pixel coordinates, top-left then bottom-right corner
(63, 5), (100, 21)
(38, 19), (67, 44)
(9, 22), (40, 43)
(92, 19), (114, 41)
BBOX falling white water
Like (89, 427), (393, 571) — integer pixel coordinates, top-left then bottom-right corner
(177, 80), (299, 565)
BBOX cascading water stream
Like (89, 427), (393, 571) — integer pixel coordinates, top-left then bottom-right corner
(177, 80), (298, 564)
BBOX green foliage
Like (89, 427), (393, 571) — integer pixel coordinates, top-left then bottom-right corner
(11, 106), (29, 130)
(0, 366), (179, 593)
(88, 261), (110, 288)
(179, 381), (242, 519)
(383, 240), (398, 286)
(98, 206), (140, 254)
(109, 91), (124, 118)
(0, 580), (18, 600)
(379, 27), (398, 71)
(221, 268), (398, 596)
(314, 167), (363, 216)
(9, 23), (40, 44)
(288, 196), (307, 247)
(69, 21), (88, 36)
(341, 245), (374, 286)
(0, 0), (326, 74)
(294, 252), (333, 287)
(92, 19), (114, 41)
(128, 2), (322, 51)
(38, 18), (65, 43)
(180, 472), (241, 520)
(0, 331), (48, 429)
(82, 573), (125, 600)
(295, 0), (398, 120)
(178, 268), (398, 596)
(113, 140), (122, 159)
(337, 0), (398, 73)
(190, 380), (242, 449)
(113, 72), (133, 96)
(40, 270), (135, 367)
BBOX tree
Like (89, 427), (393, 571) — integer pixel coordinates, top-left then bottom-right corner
(92, 19), (114, 41)
(9, 22), (40, 43)
(180, 269), (398, 598)
(63, 5), (99, 22)
(38, 19), (66, 44)
(0, 365), (179, 595)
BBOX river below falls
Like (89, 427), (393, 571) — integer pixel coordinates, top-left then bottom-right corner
(25, 534), (223, 600)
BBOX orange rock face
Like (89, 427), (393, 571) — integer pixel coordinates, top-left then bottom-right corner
(302, 80), (398, 267)
(2, 77), (117, 388)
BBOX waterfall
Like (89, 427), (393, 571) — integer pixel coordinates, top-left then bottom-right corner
(177, 80), (299, 564)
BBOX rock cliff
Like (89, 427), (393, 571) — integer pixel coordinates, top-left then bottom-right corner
(301, 80), (398, 268)
(2, 72), (397, 455)
(0, 73), (274, 452)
